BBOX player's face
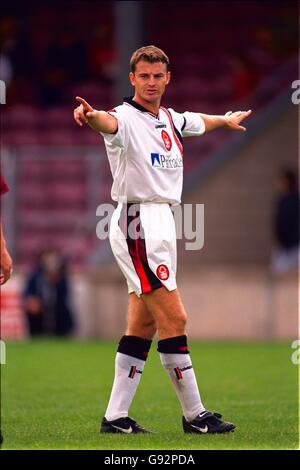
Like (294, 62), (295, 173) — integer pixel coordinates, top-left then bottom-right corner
(129, 61), (170, 104)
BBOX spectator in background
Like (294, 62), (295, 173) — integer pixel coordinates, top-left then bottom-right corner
(0, 16), (34, 105)
(87, 24), (117, 82)
(24, 249), (74, 336)
(271, 169), (299, 274)
(231, 53), (259, 101)
(41, 29), (86, 106)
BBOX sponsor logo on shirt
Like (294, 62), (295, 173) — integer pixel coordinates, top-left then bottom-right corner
(151, 153), (183, 169)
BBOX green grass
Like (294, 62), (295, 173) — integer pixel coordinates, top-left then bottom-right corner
(1, 340), (299, 450)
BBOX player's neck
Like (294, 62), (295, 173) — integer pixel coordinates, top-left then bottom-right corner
(132, 95), (160, 116)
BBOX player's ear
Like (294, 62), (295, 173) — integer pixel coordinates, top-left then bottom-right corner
(166, 71), (171, 85)
(129, 72), (135, 86)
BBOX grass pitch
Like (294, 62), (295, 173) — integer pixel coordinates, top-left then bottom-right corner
(1, 340), (299, 450)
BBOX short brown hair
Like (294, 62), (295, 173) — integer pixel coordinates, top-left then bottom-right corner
(130, 45), (169, 72)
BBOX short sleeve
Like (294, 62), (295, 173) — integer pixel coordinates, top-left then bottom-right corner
(100, 106), (128, 149)
(168, 108), (205, 137)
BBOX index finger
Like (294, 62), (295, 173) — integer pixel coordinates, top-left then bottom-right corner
(242, 110), (252, 117)
(76, 96), (92, 110)
(239, 110), (252, 121)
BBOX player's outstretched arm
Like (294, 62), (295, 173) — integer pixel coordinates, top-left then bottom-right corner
(74, 97), (118, 134)
(199, 110), (252, 133)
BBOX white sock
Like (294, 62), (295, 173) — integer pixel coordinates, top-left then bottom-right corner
(105, 352), (145, 421)
(160, 353), (205, 421)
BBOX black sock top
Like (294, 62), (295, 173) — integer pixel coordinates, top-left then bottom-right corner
(157, 335), (190, 354)
(118, 335), (152, 361)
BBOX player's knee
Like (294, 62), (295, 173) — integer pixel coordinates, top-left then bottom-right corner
(142, 320), (157, 338)
(128, 319), (157, 339)
(175, 312), (187, 331)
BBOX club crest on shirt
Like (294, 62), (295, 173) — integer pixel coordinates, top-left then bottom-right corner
(156, 264), (170, 281)
(161, 130), (172, 151)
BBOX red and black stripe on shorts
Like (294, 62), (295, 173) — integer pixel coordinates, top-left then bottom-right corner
(118, 203), (162, 294)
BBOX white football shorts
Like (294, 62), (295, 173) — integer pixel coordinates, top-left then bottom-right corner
(109, 202), (177, 297)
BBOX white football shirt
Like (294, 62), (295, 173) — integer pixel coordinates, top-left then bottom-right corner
(100, 97), (205, 205)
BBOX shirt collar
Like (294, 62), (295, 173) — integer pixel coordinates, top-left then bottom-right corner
(123, 96), (159, 118)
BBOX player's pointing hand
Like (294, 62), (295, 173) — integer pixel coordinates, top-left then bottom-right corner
(73, 96), (118, 134)
(74, 96), (95, 126)
(224, 109), (252, 132)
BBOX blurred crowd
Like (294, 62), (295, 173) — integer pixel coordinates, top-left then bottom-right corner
(0, 7), (116, 106)
(0, 2), (298, 107)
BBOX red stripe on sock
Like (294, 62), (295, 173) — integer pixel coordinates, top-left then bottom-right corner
(175, 367), (183, 380)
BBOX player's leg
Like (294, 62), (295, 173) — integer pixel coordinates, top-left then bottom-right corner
(101, 293), (156, 433)
(141, 286), (235, 433)
(125, 292), (157, 339)
(141, 286), (206, 421)
(106, 203), (234, 433)
(141, 287), (186, 339)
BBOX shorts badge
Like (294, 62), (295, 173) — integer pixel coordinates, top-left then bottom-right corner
(156, 264), (170, 280)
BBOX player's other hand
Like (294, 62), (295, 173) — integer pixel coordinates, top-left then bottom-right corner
(224, 110), (252, 132)
(74, 96), (99, 126)
(0, 248), (13, 285)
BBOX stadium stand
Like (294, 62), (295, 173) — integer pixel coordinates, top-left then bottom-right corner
(1, 1), (298, 267)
